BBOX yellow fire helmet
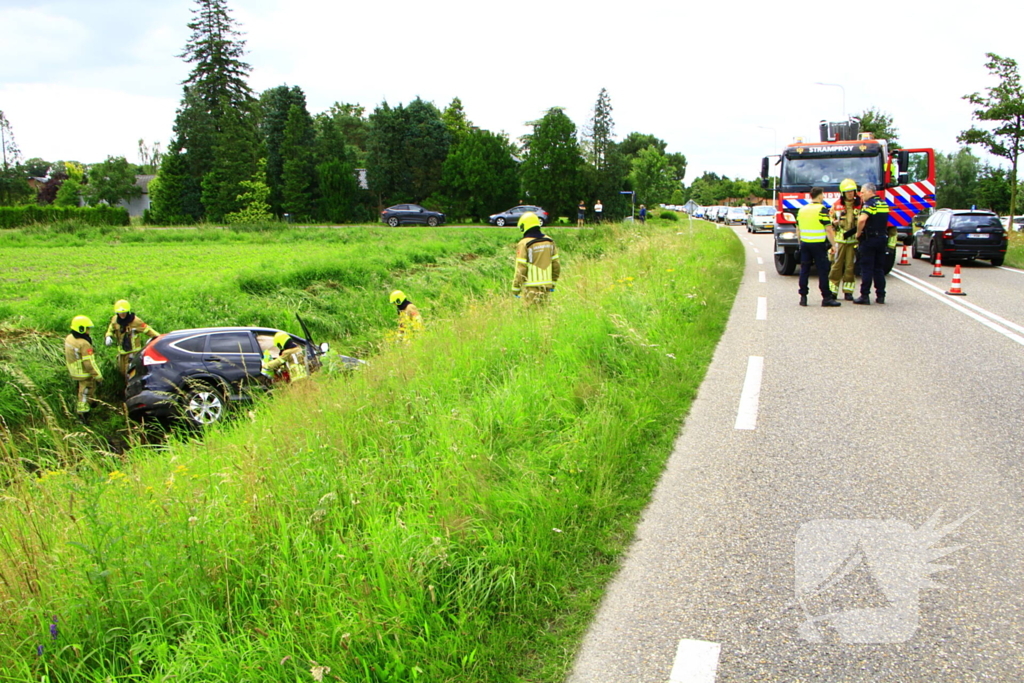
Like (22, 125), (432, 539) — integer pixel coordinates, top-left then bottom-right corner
(518, 211), (541, 233)
(272, 331), (291, 349)
(839, 178), (858, 193)
(70, 315), (94, 333)
(389, 290), (407, 305)
(114, 299), (131, 313)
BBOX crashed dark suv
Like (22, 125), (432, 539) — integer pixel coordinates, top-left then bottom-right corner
(125, 324), (329, 426)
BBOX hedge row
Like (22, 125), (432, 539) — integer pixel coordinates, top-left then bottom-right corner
(0, 205), (130, 228)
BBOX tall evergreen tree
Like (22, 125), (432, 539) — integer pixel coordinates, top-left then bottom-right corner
(201, 98), (257, 221)
(171, 0), (256, 220)
(367, 98), (450, 206)
(405, 98), (450, 203)
(280, 103), (317, 218)
(367, 102), (409, 207)
(259, 85), (309, 215)
(584, 88), (614, 171)
(149, 150), (195, 224)
(0, 110), (32, 206)
(442, 97), (473, 141)
(520, 107), (582, 218)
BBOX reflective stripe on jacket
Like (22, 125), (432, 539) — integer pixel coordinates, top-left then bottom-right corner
(797, 202), (830, 243)
(861, 196), (891, 236)
(512, 236), (560, 292)
(64, 334), (99, 380)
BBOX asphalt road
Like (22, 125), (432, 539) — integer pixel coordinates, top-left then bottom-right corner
(567, 224), (1024, 682)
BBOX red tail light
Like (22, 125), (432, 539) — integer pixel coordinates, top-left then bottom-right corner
(142, 345), (168, 365)
(943, 230), (953, 239)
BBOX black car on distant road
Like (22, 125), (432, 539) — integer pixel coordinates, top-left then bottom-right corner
(488, 205), (549, 227)
(911, 208), (1007, 267)
(125, 323), (332, 426)
(381, 204), (445, 227)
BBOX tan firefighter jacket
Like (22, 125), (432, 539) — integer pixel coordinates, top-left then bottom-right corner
(106, 314), (160, 355)
(512, 236), (560, 293)
(65, 334), (102, 381)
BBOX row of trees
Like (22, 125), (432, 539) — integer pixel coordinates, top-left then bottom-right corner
(143, 0), (688, 225)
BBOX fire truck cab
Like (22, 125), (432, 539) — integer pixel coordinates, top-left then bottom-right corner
(761, 118), (935, 276)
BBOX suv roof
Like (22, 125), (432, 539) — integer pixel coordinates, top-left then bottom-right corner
(934, 208), (996, 216)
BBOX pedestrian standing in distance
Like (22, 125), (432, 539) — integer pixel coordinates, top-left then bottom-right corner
(594, 199), (603, 224)
(797, 187), (841, 307)
(389, 290), (423, 342)
(577, 200), (586, 227)
(828, 179), (861, 301)
(639, 204), (647, 225)
(853, 182), (891, 304)
(512, 211), (560, 305)
(65, 315), (103, 420)
(104, 299), (160, 377)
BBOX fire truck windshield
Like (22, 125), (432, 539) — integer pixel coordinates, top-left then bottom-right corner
(781, 154), (882, 188)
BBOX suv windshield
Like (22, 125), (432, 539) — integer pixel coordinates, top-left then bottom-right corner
(753, 207), (775, 216)
(951, 215), (1001, 230)
(782, 155), (881, 187)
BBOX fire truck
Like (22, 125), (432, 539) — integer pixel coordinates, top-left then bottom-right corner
(760, 118), (936, 275)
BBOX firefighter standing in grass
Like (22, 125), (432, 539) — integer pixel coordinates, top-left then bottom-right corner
(389, 290), (424, 342)
(828, 179), (861, 301)
(104, 299), (160, 376)
(65, 315), (103, 419)
(512, 211), (560, 305)
(261, 331), (308, 383)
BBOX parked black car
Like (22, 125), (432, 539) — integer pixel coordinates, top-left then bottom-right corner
(381, 204), (445, 227)
(912, 209), (1007, 266)
(125, 324), (331, 426)
(488, 205), (549, 227)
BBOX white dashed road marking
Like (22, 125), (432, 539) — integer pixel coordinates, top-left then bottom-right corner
(756, 296), (767, 320)
(735, 356), (764, 430)
(757, 257), (764, 265)
(758, 271), (766, 283)
(669, 639), (721, 683)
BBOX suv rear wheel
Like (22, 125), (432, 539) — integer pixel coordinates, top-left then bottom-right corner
(180, 381), (225, 426)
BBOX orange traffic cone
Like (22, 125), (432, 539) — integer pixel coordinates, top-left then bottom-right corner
(946, 264), (966, 296)
(898, 245), (910, 266)
(929, 251), (945, 278)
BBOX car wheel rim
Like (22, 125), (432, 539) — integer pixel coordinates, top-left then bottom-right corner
(187, 391), (222, 424)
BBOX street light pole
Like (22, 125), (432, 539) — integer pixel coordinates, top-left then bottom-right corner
(758, 127), (778, 206)
(814, 82), (846, 119)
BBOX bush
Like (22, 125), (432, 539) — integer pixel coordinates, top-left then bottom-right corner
(0, 205), (130, 228)
(659, 210), (679, 221)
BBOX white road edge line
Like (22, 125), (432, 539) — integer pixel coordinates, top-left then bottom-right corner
(756, 296), (767, 320)
(735, 356), (764, 430)
(758, 271), (766, 283)
(998, 266), (1024, 274)
(890, 270), (1024, 347)
(896, 270), (1024, 336)
(669, 639), (721, 683)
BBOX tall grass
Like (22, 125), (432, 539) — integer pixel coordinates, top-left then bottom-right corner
(0, 222), (741, 681)
(1006, 229), (1023, 269)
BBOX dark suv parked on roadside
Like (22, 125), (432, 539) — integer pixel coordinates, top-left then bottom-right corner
(911, 209), (1007, 266)
(125, 324), (330, 426)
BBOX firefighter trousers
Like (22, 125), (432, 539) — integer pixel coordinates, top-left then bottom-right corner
(521, 286), (552, 306)
(829, 242), (857, 293)
(74, 378), (97, 414)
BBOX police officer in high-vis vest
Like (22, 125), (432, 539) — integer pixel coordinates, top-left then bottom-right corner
(65, 315), (103, 418)
(853, 182), (891, 304)
(512, 211), (560, 305)
(261, 331), (309, 383)
(796, 187), (841, 307)
(828, 179), (861, 301)
(104, 299), (160, 376)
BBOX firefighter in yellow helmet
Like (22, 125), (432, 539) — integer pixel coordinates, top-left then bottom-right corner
(511, 211), (560, 305)
(828, 178), (862, 301)
(65, 315), (103, 419)
(260, 331), (309, 383)
(389, 290), (423, 342)
(104, 299), (160, 376)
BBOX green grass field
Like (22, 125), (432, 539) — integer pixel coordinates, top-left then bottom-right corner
(0, 218), (742, 681)
(1006, 229), (1023, 269)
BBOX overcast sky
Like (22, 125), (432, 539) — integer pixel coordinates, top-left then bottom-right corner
(0, 0), (1019, 182)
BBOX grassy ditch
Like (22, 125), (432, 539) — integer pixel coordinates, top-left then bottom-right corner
(0, 220), (741, 681)
(0, 223), (613, 462)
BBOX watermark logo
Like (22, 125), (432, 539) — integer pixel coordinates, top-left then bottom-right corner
(795, 509), (972, 644)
